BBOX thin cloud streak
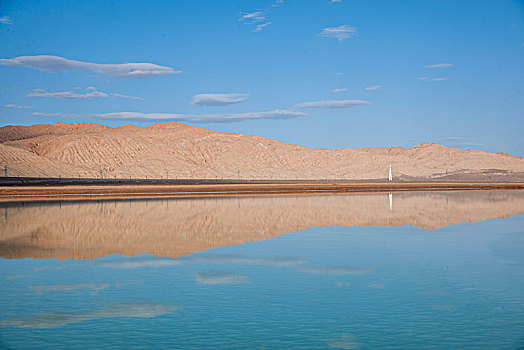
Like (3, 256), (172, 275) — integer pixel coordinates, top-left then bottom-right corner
(319, 25), (357, 41)
(254, 22), (272, 32)
(0, 16), (12, 24)
(424, 63), (454, 68)
(0, 55), (179, 78)
(4, 104), (31, 109)
(27, 88), (143, 100)
(191, 93), (249, 106)
(111, 93), (144, 100)
(28, 88), (109, 99)
(332, 88), (347, 93)
(295, 100), (369, 109)
(365, 85), (382, 90)
(33, 109), (305, 123)
(239, 11), (265, 22)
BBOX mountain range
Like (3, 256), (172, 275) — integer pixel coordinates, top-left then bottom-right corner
(0, 122), (522, 180)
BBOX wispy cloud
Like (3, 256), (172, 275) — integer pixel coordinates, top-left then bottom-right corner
(111, 93), (144, 100)
(27, 88), (143, 100)
(1, 302), (176, 329)
(33, 109), (305, 123)
(195, 271), (249, 285)
(330, 0), (343, 3)
(0, 16), (12, 24)
(295, 100), (369, 109)
(30, 283), (109, 294)
(424, 63), (454, 68)
(332, 88), (347, 93)
(191, 93), (249, 106)
(0, 55), (179, 78)
(239, 11), (265, 22)
(254, 22), (272, 32)
(365, 85), (382, 90)
(419, 76), (448, 82)
(28, 88), (109, 99)
(3, 104), (31, 109)
(299, 266), (371, 275)
(319, 25), (357, 41)
(272, 0), (284, 7)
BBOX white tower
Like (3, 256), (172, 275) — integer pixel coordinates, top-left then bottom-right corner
(388, 165), (392, 181)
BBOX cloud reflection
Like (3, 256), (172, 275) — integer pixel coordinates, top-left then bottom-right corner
(300, 266), (371, 275)
(184, 254), (307, 267)
(1, 302), (176, 329)
(195, 272), (249, 285)
(89, 254), (306, 269)
(30, 283), (109, 294)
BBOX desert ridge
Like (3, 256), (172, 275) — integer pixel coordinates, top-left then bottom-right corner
(0, 122), (523, 181)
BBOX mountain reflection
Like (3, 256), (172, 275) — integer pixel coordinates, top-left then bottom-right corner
(1, 191), (523, 260)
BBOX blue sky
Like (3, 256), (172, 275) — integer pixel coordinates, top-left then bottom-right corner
(0, 0), (523, 155)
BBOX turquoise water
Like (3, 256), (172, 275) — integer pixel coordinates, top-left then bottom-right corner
(1, 191), (523, 349)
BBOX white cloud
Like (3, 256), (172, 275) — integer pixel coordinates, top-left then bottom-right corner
(418, 77), (428, 81)
(28, 88), (109, 99)
(111, 93), (144, 100)
(330, 0), (342, 2)
(254, 22), (272, 32)
(432, 77), (448, 81)
(295, 99), (369, 109)
(365, 85), (382, 90)
(0, 55), (179, 78)
(319, 25), (357, 41)
(192, 93), (249, 106)
(195, 271), (249, 285)
(332, 88), (347, 93)
(3, 104), (31, 109)
(1, 302), (176, 329)
(0, 16), (12, 24)
(33, 109), (305, 123)
(272, 0), (284, 7)
(424, 63), (454, 68)
(239, 11), (265, 22)
(27, 88), (143, 100)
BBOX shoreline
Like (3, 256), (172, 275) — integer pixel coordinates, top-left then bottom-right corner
(0, 181), (523, 202)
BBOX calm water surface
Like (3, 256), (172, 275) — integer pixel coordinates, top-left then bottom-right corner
(1, 191), (523, 349)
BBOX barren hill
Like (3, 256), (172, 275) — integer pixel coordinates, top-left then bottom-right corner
(0, 122), (522, 180)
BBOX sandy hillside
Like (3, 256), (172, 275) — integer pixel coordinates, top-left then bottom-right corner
(0, 122), (523, 180)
